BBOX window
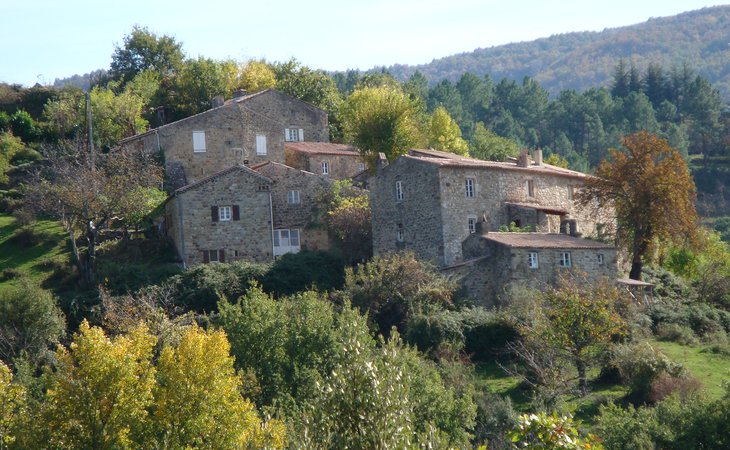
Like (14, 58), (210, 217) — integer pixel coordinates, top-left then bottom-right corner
(357, 163), (366, 172)
(219, 206), (232, 221)
(465, 178), (475, 198)
(528, 252), (539, 269)
(211, 205), (239, 222)
(203, 249), (225, 263)
(567, 185), (574, 200)
(321, 161), (329, 175)
(598, 253), (604, 265)
(395, 180), (403, 202)
(559, 252), (572, 268)
(285, 128), (303, 142)
(258, 184), (270, 191)
(256, 134), (267, 155)
(525, 179), (535, 198)
(287, 190), (300, 204)
(193, 131), (206, 152)
(273, 229), (301, 256)
(396, 223), (404, 242)
(468, 217), (477, 234)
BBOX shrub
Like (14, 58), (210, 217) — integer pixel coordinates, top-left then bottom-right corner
(261, 250), (345, 297)
(609, 342), (685, 401)
(648, 372), (702, 403)
(0, 267), (22, 281)
(472, 391), (517, 449)
(654, 323), (699, 346)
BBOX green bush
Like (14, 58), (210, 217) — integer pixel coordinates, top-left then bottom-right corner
(609, 341), (685, 401)
(655, 323), (699, 346)
(642, 266), (696, 302)
(649, 301), (730, 337)
(261, 250), (345, 297)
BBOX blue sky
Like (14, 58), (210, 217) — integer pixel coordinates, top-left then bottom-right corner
(1, 0), (725, 87)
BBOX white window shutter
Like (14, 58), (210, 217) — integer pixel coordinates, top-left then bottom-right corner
(298, 128), (304, 141)
(256, 134), (267, 155)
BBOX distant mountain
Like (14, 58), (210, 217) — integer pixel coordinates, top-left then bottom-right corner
(385, 6), (730, 98)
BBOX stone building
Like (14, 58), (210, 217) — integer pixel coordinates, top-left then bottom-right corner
(251, 161), (334, 256)
(163, 165), (274, 267)
(443, 224), (618, 306)
(119, 89), (329, 190)
(370, 149), (614, 267)
(285, 142), (366, 179)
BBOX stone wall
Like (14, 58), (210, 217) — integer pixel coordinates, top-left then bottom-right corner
(254, 162), (332, 252)
(370, 157), (445, 265)
(165, 167), (274, 266)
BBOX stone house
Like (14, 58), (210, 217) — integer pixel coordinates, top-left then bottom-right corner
(162, 165), (274, 267)
(370, 149), (614, 267)
(443, 223), (617, 306)
(285, 142), (366, 180)
(119, 89), (329, 190)
(251, 161), (335, 256)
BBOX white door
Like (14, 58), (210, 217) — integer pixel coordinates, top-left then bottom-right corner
(273, 229), (301, 256)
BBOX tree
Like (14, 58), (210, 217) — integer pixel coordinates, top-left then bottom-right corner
(428, 106), (468, 155)
(25, 143), (163, 285)
(315, 180), (372, 264)
(38, 321), (156, 449)
(0, 361), (25, 450)
(578, 131), (698, 280)
(110, 26), (185, 85)
(0, 280), (65, 367)
(0, 132), (23, 184)
(153, 325), (285, 449)
(170, 57), (239, 118)
(238, 59), (277, 93)
(343, 85), (424, 170)
(469, 122), (520, 161)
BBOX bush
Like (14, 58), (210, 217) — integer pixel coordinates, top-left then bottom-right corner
(649, 301), (730, 338)
(609, 341), (685, 401)
(0, 267), (22, 281)
(655, 323), (699, 346)
(642, 266), (696, 302)
(648, 372), (702, 403)
(261, 250), (345, 297)
(472, 391), (518, 449)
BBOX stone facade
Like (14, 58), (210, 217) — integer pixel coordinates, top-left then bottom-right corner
(284, 142), (366, 180)
(371, 149), (614, 267)
(119, 89), (329, 190)
(444, 231), (618, 306)
(252, 161), (333, 254)
(163, 165), (274, 267)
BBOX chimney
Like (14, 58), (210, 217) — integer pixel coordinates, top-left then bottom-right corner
(211, 95), (224, 109)
(475, 214), (489, 235)
(232, 89), (248, 99)
(533, 148), (543, 166)
(517, 149), (530, 168)
(376, 152), (389, 174)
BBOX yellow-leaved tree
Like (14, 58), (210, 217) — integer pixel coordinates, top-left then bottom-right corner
(0, 362), (26, 450)
(428, 106), (468, 155)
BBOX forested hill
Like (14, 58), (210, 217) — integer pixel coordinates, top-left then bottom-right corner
(385, 5), (730, 98)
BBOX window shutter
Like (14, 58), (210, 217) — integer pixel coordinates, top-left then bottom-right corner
(232, 205), (240, 221)
(203, 251), (210, 263)
(298, 128), (304, 141)
(219, 249), (225, 263)
(211, 206), (219, 222)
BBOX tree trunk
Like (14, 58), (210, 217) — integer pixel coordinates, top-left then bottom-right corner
(629, 259), (643, 281)
(576, 358), (588, 394)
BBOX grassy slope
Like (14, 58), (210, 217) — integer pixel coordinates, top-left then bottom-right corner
(0, 213), (71, 287)
(652, 339), (730, 399)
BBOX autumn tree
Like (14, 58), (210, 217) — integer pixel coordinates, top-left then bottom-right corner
(428, 106), (468, 155)
(237, 59), (277, 92)
(343, 85), (424, 170)
(578, 131), (698, 280)
(0, 362), (25, 449)
(24, 142), (163, 284)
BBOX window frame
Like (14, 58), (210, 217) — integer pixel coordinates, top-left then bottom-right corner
(395, 180), (404, 202)
(321, 161), (329, 175)
(525, 179), (535, 198)
(284, 128), (303, 142)
(528, 251), (539, 269)
(193, 130), (206, 153)
(256, 133), (267, 155)
(468, 216), (477, 234)
(357, 163), (366, 172)
(465, 178), (475, 198)
(218, 206), (232, 221)
(598, 253), (604, 265)
(559, 251), (572, 268)
(396, 223), (404, 242)
(287, 190), (301, 204)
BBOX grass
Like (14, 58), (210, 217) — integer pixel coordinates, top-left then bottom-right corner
(652, 339), (730, 400)
(0, 212), (71, 287)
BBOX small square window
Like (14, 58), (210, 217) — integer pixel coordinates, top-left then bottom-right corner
(528, 251), (539, 269)
(288, 190), (301, 204)
(395, 180), (404, 202)
(219, 206), (232, 221)
(468, 217), (477, 234)
(357, 163), (366, 172)
(208, 250), (219, 263)
(321, 161), (329, 175)
(598, 254), (604, 265)
(465, 178), (475, 198)
(559, 252), (572, 268)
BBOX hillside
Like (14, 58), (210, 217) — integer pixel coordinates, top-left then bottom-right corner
(386, 6), (730, 98)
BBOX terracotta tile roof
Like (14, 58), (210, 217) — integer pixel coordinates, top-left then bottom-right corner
(285, 141), (360, 156)
(404, 149), (587, 180)
(172, 164), (271, 195)
(480, 232), (614, 249)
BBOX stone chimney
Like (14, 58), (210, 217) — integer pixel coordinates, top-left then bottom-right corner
(533, 148), (543, 166)
(376, 152), (389, 174)
(517, 149), (530, 168)
(211, 95), (225, 109)
(232, 89), (248, 99)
